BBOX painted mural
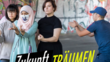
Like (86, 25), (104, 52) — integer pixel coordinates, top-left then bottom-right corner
(0, 0), (37, 19)
(0, 0), (110, 34)
(35, 0), (109, 33)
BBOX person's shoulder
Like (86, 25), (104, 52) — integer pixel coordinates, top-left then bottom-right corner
(88, 21), (97, 27)
(0, 21), (6, 25)
(1, 16), (6, 20)
(53, 16), (61, 23)
(0, 20), (8, 27)
(103, 20), (110, 25)
(103, 20), (109, 23)
(0, 16), (8, 24)
(33, 21), (38, 26)
(38, 17), (45, 23)
(54, 16), (60, 20)
(40, 17), (46, 21)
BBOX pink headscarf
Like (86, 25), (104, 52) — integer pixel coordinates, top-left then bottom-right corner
(17, 5), (35, 32)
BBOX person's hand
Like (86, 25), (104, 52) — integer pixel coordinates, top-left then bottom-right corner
(69, 20), (78, 28)
(74, 21), (78, 27)
(20, 25), (25, 35)
(38, 34), (44, 41)
(9, 23), (19, 35)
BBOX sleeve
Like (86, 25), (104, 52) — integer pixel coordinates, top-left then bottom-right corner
(22, 21), (38, 38)
(0, 23), (5, 43)
(54, 18), (62, 29)
(0, 23), (4, 37)
(0, 16), (7, 24)
(14, 20), (23, 37)
(86, 22), (96, 33)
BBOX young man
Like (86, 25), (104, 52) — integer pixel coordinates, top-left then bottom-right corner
(69, 7), (110, 62)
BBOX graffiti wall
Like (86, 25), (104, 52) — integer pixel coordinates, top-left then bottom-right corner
(0, 0), (110, 34)
(35, 0), (109, 34)
(0, 0), (37, 19)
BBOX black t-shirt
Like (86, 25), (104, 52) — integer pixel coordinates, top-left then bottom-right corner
(38, 15), (62, 39)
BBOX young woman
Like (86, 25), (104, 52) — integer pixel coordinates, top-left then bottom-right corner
(10, 5), (38, 62)
(0, 4), (19, 62)
(37, 0), (63, 61)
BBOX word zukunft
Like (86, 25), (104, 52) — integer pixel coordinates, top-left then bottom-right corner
(17, 51), (49, 62)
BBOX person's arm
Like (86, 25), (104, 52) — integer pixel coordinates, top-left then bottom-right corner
(77, 24), (94, 37)
(22, 22), (38, 38)
(75, 27), (91, 37)
(0, 23), (4, 37)
(35, 29), (40, 48)
(0, 16), (7, 24)
(0, 23), (5, 43)
(69, 21), (94, 37)
(9, 22), (22, 37)
(38, 18), (62, 42)
(38, 28), (62, 42)
(0, 30), (4, 43)
(75, 21), (96, 37)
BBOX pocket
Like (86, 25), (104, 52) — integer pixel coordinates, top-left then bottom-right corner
(0, 43), (12, 58)
(0, 36), (4, 43)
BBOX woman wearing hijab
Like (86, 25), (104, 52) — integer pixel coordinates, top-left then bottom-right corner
(10, 5), (38, 62)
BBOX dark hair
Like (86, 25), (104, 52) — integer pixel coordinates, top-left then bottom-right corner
(42, 0), (57, 12)
(17, 4), (23, 7)
(5, 4), (19, 22)
(100, 15), (105, 18)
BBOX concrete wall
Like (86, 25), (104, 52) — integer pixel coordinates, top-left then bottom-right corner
(35, 0), (110, 34)
(0, 0), (110, 34)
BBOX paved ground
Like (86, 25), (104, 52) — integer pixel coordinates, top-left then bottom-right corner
(59, 33), (98, 62)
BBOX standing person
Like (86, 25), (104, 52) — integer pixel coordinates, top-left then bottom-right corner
(69, 7), (110, 62)
(10, 5), (38, 62)
(0, 4), (19, 62)
(37, 0), (63, 62)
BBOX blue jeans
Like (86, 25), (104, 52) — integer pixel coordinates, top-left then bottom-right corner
(0, 60), (9, 62)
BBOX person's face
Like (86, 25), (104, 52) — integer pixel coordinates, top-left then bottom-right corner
(21, 11), (29, 15)
(44, 2), (55, 15)
(93, 13), (98, 21)
(21, 11), (29, 22)
(7, 10), (17, 21)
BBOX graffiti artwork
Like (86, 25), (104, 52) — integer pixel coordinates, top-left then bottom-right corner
(0, 0), (110, 34)
(0, 0), (37, 19)
(35, 0), (110, 33)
